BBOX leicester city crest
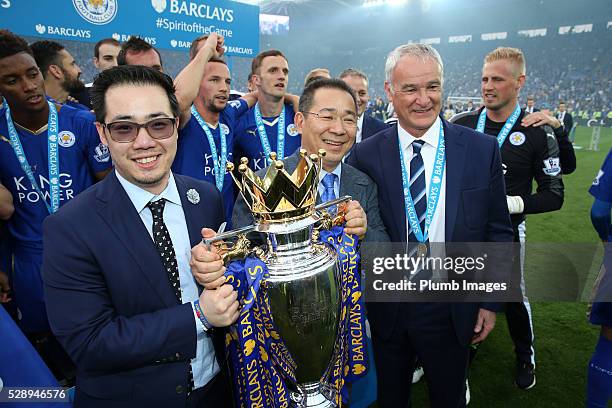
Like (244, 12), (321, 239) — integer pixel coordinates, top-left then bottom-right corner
(72, 0), (118, 25)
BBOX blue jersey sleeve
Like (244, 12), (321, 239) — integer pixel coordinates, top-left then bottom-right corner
(74, 110), (112, 173)
(224, 99), (249, 124)
(590, 148), (612, 203)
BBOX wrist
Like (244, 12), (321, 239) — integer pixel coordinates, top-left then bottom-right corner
(193, 299), (213, 332)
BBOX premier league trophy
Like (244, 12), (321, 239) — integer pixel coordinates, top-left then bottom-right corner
(205, 150), (365, 408)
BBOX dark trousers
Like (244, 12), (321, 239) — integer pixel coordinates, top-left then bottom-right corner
(372, 302), (469, 408)
(506, 301), (535, 365)
(186, 373), (233, 408)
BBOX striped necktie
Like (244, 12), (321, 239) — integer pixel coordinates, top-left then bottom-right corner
(408, 140), (427, 244)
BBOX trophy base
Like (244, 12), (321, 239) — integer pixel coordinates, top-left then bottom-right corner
(290, 382), (337, 407)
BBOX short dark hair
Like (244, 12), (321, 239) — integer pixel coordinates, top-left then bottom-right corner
(117, 37), (163, 67)
(251, 49), (287, 75)
(558, 101), (566, 105)
(189, 35), (208, 60)
(90, 65), (179, 123)
(339, 68), (368, 83)
(0, 30), (32, 60)
(94, 38), (120, 59)
(298, 78), (357, 114)
(30, 40), (65, 78)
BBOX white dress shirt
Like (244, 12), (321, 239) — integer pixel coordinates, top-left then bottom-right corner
(356, 113), (365, 144)
(397, 116), (446, 243)
(116, 170), (219, 389)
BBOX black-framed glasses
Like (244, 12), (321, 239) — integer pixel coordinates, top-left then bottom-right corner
(303, 110), (358, 128)
(102, 117), (177, 143)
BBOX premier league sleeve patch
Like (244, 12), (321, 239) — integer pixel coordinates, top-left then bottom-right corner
(287, 124), (299, 137)
(93, 143), (111, 163)
(58, 131), (76, 148)
(228, 100), (243, 109)
(543, 157), (561, 176)
(509, 131), (526, 146)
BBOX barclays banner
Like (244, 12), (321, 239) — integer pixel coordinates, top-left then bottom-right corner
(0, 0), (259, 57)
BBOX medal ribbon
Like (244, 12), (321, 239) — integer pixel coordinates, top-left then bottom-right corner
(190, 106), (227, 191)
(476, 103), (521, 148)
(398, 123), (446, 244)
(254, 103), (285, 164)
(5, 99), (60, 214)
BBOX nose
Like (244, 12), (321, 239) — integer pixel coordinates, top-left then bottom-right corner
(22, 76), (38, 93)
(415, 88), (430, 106)
(328, 117), (346, 134)
(132, 125), (157, 149)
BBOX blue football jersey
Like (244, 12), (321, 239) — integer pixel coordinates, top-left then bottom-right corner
(173, 99), (249, 225)
(233, 103), (301, 171)
(589, 148), (612, 325)
(0, 104), (112, 250)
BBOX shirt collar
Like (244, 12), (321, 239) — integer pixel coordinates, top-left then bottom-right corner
(116, 170), (182, 214)
(319, 162), (342, 183)
(398, 116), (441, 152)
(357, 113), (365, 131)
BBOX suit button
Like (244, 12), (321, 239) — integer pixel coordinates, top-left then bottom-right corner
(176, 385), (184, 394)
(175, 352), (181, 359)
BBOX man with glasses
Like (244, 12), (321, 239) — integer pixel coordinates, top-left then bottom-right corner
(42, 65), (239, 407)
(0, 30), (111, 383)
(232, 77), (389, 242)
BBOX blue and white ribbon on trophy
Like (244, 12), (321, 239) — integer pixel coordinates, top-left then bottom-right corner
(224, 227), (367, 407)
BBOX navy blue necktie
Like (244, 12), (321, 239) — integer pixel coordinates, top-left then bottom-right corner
(147, 199), (195, 392)
(408, 140), (427, 244)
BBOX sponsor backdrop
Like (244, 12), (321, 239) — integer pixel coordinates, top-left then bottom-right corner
(0, 0), (259, 57)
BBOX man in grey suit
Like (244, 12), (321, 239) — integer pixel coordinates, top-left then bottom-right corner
(232, 78), (389, 243)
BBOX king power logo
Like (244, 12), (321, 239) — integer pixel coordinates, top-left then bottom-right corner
(13, 173), (76, 205)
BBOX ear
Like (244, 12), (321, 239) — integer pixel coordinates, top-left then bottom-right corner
(253, 74), (262, 88)
(384, 81), (393, 101)
(516, 74), (526, 91)
(95, 122), (109, 145)
(294, 111), (305, 134)
(93, 57), (100, 69)
(48, 64), (63, 81)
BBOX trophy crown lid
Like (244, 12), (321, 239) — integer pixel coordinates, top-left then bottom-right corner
(228, 150), (325, 222)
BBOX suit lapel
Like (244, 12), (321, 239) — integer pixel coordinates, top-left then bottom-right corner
(174, 175), (204, 248)
(96, 172), (177, 307)
(443, 121), (467, 242)
(380, 126), (407, 242)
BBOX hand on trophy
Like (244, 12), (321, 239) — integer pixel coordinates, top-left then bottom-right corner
(190, 227), (227, 290)
(198, 284), (240, 327)
(343, 200), (367, 239)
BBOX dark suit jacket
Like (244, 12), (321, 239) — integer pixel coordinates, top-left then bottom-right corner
(42, 172), (227, 407)
(559, 111), (574, 133)
(232, 151), (390, 243)
(361, 115), (389, 141)
(347, 120), (514, 345)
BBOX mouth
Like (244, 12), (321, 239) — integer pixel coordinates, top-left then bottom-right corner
(133, 154), (161, 169)
(26, 94), (43, 104)
(413, 107), (433, 115)
(215, 95), (228, 102)
(322, 138), (345, 151)
(274, 83), (285, 90)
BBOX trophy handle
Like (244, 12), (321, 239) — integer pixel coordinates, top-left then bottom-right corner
(311, 195), (352, 245)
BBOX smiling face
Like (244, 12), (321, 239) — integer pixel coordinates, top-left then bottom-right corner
(481, 59), (524, 113)
(342, 74), (369, 116)
(296, 87), (357, 171)
(0, 51), (47, 113)
(254, 55), (288, 100)
(384, 55), (442, 137)
(198, 61), (230, 113)
(96, 83), (177, 194)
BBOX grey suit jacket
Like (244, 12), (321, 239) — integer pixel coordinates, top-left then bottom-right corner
(232, 151), (390, 242)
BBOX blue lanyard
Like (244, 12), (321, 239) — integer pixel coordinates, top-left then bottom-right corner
(254, 103), (285, 164)
(398, 124), (446, 243)
(190, 106), (227, 191)
(5, 100), (60, 214)
(476, 103), (521, 148)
